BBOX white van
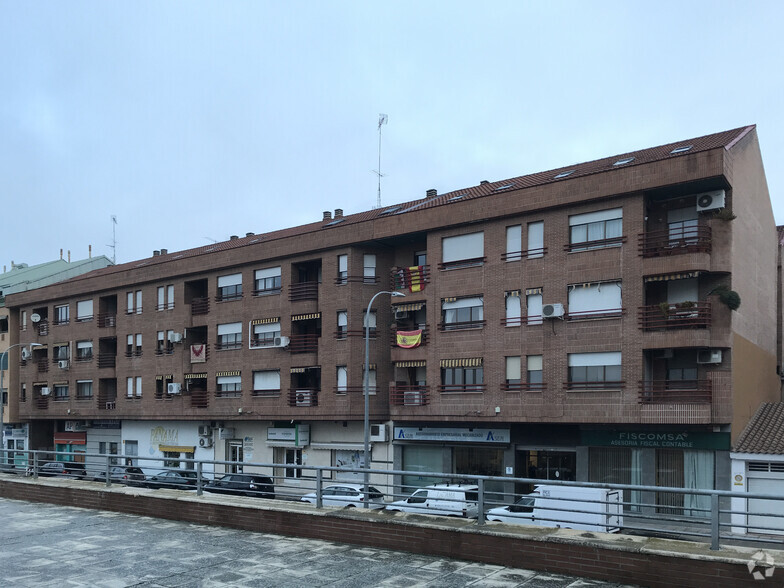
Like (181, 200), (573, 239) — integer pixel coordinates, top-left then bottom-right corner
(386, 484), (479, 518)
(486, 485), (623, 533)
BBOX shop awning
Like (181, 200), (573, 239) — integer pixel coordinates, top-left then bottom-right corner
(393, 302), (425, 312)
(292, 312), (321, 321)
(440, 357), (483, 368)
(394, 360), (426, 368)
(216, 370), (241, 377)
(184, 373), (207, 380)
(644, 271), (701, 283)
(159, 445), (196, 453)
(251, 317), (280, 325)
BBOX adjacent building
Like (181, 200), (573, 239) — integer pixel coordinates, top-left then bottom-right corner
(5, 125), (780, 515)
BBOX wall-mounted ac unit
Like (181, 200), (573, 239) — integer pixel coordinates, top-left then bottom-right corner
(167, 382), (182, 395)
(394, 310), (408, 320)
(370, 424), (388, 442)
(542, 303), (565, 319)
(168, 332), (183, 343)
(198, 425), (212, 436)
(40, 387), (50, 396)
(697, 349), (723, 364)
(58, 360), (70, 369)
(198, 437), (213, 448)
(274, 335), (290, 348)
(295, 392), (311, 406)
(21, 348), (32, 361)
(696, 189), (726, 212)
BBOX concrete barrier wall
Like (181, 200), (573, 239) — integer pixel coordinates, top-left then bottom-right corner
(0, 477), (777, 588)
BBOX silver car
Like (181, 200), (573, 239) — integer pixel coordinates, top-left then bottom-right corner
(300, 484), (385, 508)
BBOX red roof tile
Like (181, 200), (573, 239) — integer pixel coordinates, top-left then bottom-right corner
(734, 403), (784, 454)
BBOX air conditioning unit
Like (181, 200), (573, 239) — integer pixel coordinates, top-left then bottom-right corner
(697, 349), (723, 364)
(295, 392), (311, 406)
(274, 335), (290, 348)
(394, 310), (408, 320)
(21, 348), (31, 361)
(198, 437), (213, 448)
(696, 189), (726, 212)
(58, 360), (70, 369)
(198, 425), (212, 436)
(167, 332), (183, 343)
(370, 424), (387, 442)
(167, 382), (182, 395)
(40, 387), (50, 396)
(403, 391), (424, 406)
(542, 303), (565, 319)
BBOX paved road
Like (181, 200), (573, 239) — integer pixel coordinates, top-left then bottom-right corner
(0, 497), (636, 587)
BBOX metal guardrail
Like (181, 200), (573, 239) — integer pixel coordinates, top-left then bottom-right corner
(2, 449), (784, 550)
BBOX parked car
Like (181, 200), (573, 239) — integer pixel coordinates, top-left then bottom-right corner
(204, 474), (275, 499)
(143, 469), (198, 490)
(36, 461), (87, 479)
(300, 484), (385, 508)
(93, 466), (146, 486)
(386, 484), (479, 518)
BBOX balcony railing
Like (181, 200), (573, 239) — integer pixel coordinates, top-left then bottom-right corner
(639, 380), (712, 404)
(215, 389), (242, 398)
(438, 384), (486, 394)
(390, 328), (429, 347)
(252, 388), (281, 398)
(289, 388), (319, 407)
(288, 334), (319, 353)
(638, 301), (711, 330)
(37, 359), (48, 373)
(565, 380), (625, 391)
(190, 389), (210, 408)
(567, 308), (624, 321)
(390, 385), (430, 406)
(501, 247), (547, 261)
(97, 354), (116, 368)
(564, 236), (626, 253)
(190, 297), (210, 315)
(335, 386), (379, 395)
(439, 320), (486, 331)
(438, 257), (486, 271)
(391, 265), (431, 291)
(97, 314), (116, 328)
(289, 282), (319, 302)
(37, 321), (49, 337)
(333, 275), (380, 285)
(638, 225), (711, 258)
(501, 382), (546, 392)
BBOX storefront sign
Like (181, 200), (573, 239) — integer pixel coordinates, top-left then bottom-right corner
(150, 426), (178, 446)
(267, 424), (310, 446)
(581, 430), (730, 450)
(394, 427), (510, 444)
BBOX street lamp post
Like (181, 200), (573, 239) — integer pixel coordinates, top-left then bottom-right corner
(363, 290), (405, 507)
(1, 343), (42, 464)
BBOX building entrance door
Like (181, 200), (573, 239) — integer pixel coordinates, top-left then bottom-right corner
(227, 441), (243, 473)
(516, 450), (576, 495)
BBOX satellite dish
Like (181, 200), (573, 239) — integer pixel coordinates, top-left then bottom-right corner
(31, 313), (41, 323)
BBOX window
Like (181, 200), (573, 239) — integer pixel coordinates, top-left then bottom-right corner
(166, 330), (174, 353)
(526, 292), (543, 325)
(527, 355), (543, 389)
(336, 311), (348, 339)
(441, 365), (484, 392)
(252, 370), (280, 396)
(76, 300), (93, 322)
(99, 442), (119, 465)
(217, 374), (242, 397)
(54, 343), (70, 361)
(568, 281), (622, 319)
(135, 290), (142, 314)
(157, 287), (165, 310)
(76, 380), (93, 399)
(157, 331), (165, 353)
(21, 311), (27, 332)
(336, 365), (348, 394)
(441, 232), (484, 269)
(126, 292), (134, 314)
(135, 333), (142, 356)
(668, 207), (699, 245)
(337, 254), (348, 284)
(252, 321), (280, 347)
(363, 310), (377, 337)
(505, 356), (521, 387)
(568, 352), (622, 389)
(504, 291), (521, 326)
(126, 334), (134, 357)
(1, 388), (6, 406)
(363, 254), (376, 283)
(135, 376), (142, 397)
(167, 285), (174, 309)
(528, 221), (544, 258)
(54, 304), (69, 325)
(127, 377), (134, 398)
(442, 297), (484, 330)
(217, 322), (242, 350)
(569, 208), (623, 251)
(217, 273), (242, 301)
(505, 225), (522, 261)
(163, 451), (181, 468)
(254, 266), (282, 295)
(20, 383), (26, 403)
(76, 340), (93, 361)
(414, 251), (427, 266)
(53, 384), (69, 400)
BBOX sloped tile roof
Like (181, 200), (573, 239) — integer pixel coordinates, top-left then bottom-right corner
(734, 403), (784, 454)
(70, 125), (756, 283)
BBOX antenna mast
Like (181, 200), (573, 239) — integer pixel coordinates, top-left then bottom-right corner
(374, 114), (388, 208)
(109, 215), (117, 264)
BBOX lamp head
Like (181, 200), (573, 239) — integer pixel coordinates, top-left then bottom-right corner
(391, 291), (406, 298)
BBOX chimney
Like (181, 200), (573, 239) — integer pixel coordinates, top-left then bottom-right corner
(160, 248), (168, 255)
(246, 232), (255, 237)
(230, 235), (238, 240)
(426, 188), (437, 198)
(480, 180), (489, 185)
(323, 211), (332, 221)
(60, 249), (63, 260)
(89, 244), (92, 258)
(334, 209), (343, 218)
(153, 250), (160, 257)
(68, 250), (71, 262)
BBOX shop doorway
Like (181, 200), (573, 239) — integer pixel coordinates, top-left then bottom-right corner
(227, 441), (244, 473)
(516, 450), (576, 495)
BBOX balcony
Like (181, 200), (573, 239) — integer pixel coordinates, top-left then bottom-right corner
(37, 321), (49, 337)
(191, 297), (210, 316)
(289, 388), (319, 407)
(438, 384), (486, 394)
(289, 282), (319, 302)
(439, 320), (486, 331)
(639, 380), (712, 404)
(565, 380), (625, 391)
(501, 382), (546, 392)
(190, 389), (210, 408)
(390, 265), (431, 292)
(390, 328), (429, 347)
(288, 334), (319, 353)
(97, 314), (116, 328)
(97, 354), (116, 368)
(501, 246), (547, 262)
(37, 359), (49, 373)
(638, 301), (711, 330)
(638, 225), (711, 258)
(390, 385), (430, 406)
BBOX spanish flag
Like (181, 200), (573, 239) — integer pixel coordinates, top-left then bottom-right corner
(408, 266), (423, 292)
(396, 329), (422, 348)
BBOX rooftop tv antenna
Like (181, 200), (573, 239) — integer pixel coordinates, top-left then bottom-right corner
(373, 114), (388, 208)
(108, 215), (118, 264)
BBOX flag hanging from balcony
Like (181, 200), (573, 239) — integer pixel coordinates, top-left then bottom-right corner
(190, 344), (206, 363)
(396, 329), (422, 348)
(408, 266), (424, 292)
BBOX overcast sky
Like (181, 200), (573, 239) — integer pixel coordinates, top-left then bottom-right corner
(2, 1), (783, 268)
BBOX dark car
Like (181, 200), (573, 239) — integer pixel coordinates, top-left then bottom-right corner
(144, 469), (198, 490)
(37, 461), (87, 479)
(204, 473), (275, 499)
(94, 466), (146, 486)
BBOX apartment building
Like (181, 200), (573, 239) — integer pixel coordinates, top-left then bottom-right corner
(5, 125), (779, 514)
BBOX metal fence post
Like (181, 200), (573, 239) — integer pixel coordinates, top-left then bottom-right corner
(32, 451), (38, 479)
(477, 478), (485, 525)
(710, 493), (720, 550)
(196, 462), (203, 496)
(316, 469), (323, 509)
(105, 455), (111, 487)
